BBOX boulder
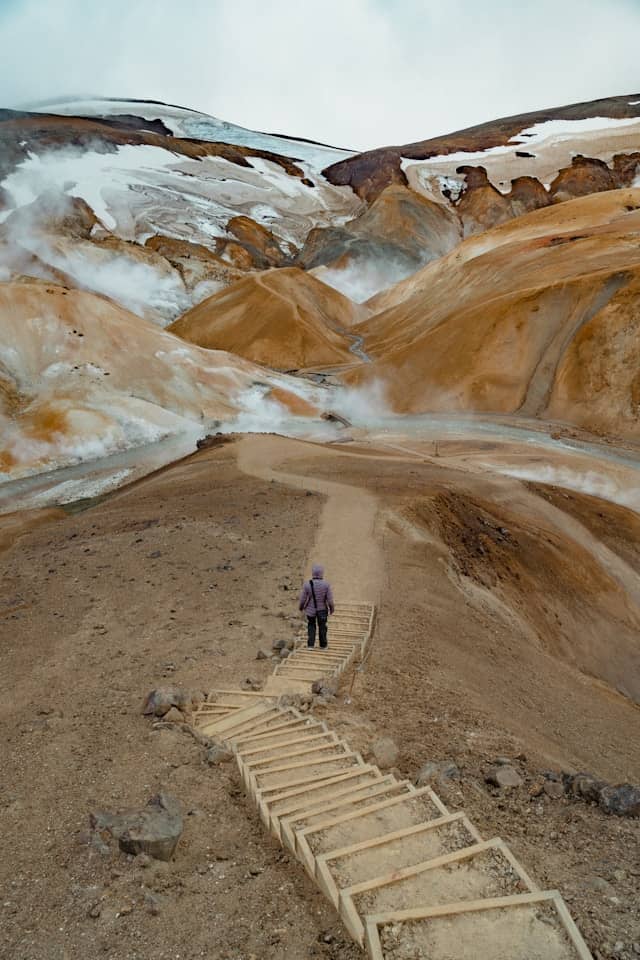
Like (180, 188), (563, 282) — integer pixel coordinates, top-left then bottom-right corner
(598, 783), (640, 818)
(255, 649), (270, 660)
(90, 793), (183, 862)
(372, 737), (400, 770)
(272, 639), (287, 651)
(485, 765), (523, 789)
(279, 647), (291, 659)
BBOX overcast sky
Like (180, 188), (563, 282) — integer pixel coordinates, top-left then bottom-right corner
(1, 0), (639, 150)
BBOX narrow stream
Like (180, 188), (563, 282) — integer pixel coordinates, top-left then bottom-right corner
(346, 332), (371, 362)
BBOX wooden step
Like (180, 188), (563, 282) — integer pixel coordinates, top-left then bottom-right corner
(261, 766), (384, 832)
(241, 739), (350, 793)
(251, 750), (363, 796)
(197, 701), (272, 736)
(262, 676), (315, 697)
(256, 761), (373, 827)
(280, 778), (415, 858)
(238, 729), (336, 761)
(339, 837), (537, 945)
(363, 890), (593, 960)
(295, 787), (448, 877)
(232, 719), (326, 752)
(315, 812), (482, 908)
(203, 706), (286, 741)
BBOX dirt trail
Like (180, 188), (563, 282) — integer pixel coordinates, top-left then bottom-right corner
(236, 435), (384, 603)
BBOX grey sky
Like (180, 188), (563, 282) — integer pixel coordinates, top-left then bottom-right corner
(1, 0), (639, 150)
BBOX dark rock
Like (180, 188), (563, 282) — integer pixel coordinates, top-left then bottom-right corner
(272, 639), (287, 651)
(485, 765), (523, 789)
(255, 649), (269, 660)
(598, 783), (640, 818)
(279, 647), (291, 659)
(90, 793), (183, 862)
(567, 772), (605, 803)
(543, 780), (566, 799)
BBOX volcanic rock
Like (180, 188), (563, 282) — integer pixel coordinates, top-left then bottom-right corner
(90, 793), (183, 861)
(598, 784), (640, 818)
(485, 765), (523, 789)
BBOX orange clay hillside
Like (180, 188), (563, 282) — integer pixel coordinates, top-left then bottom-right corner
(346, 188), (640, 438)
(0, 282), (322, 477)
(169, 267), (369, 369)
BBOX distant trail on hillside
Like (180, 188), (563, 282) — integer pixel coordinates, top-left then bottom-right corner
(236, 436), (383, 603)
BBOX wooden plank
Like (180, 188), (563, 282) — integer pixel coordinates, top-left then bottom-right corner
(242, 741), (350, 793)
(239, 729), (336, 759)
(203, 705), (283, 740)
(259, 763), (382, 836)
(197, 701), (272, 736)
(241, 735), (341, 769)
(338, 837), (538, 946)
(232, 719), (324, 750)
(295, 786), (448, 878)
(281, 778), (414, 858)
(315, 812), (482, 907)
(363, 890), (593, 960)
(251, 750), (360, 795)
(254, 754), (367, 814)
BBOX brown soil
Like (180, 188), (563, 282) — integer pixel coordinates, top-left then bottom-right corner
(1, 436), (639, 959)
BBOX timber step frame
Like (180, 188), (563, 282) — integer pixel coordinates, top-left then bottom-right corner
(186, 596), (592, 959)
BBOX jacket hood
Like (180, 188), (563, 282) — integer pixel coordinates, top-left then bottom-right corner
(311, 563), (324, 579)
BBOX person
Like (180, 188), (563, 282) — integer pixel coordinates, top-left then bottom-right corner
(298, 563), (334, 649)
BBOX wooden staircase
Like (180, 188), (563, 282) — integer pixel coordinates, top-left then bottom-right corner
(189, 605), (593, 959)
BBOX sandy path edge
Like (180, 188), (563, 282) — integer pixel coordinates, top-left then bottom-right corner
(236, 435), (383, 604)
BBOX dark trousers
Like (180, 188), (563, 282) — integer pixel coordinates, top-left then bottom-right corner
(307, 611), (328, 648)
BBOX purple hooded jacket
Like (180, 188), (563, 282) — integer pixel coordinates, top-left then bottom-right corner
(299, 564), (335, 617)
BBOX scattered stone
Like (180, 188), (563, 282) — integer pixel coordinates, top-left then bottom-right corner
(485, 765), (523, 789)
(415, 761), (461, 788)
(136, 853), (152, 869)
(240, 677), (262, 691)
(279, 648), (291, 659)
(255, 649), (269, 660)
(565, 772), (604, 802)
(162, 707), (185, 723)
(587, 877), (613, 894)
(598, 783), (640, 818)
(142, 687), (203, 717)
(543, 780), (566, 799)
(144, 891), (163, 916)
(272, 639), (287, 651)
(88, 902), (102, 919)
(285, 638), (295, 651)
(311, 679), (337, 697)
(206, 744), (233, 766)
(528, 780), (545, 798)
(90, 793), (183, 862)
(371, 737), (399, 770)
